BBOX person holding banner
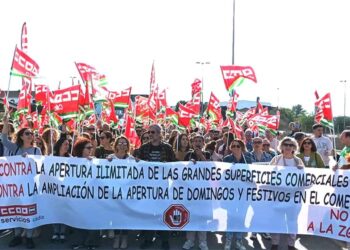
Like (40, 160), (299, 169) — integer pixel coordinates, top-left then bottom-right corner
(250, 136), (272, 241)
(223, 139), (252, 250)
(95, 131), (114, 159)
(269, 137), (304, 250)
(297, 137), (325, 168)
(1, 114), (42, 249)
(137, 124), (175, 250)
(107, 135), (134, 249)
(71, 137), (98, 250)
(51, 133), (71, 243)
(182, 134), (211, 250)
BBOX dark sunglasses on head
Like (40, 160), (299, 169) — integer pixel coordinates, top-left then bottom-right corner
(24, 131), (34, 136)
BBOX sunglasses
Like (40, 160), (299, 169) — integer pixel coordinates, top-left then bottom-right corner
(283, 143), (295, 147)
(85, 146), (93, 150)
(231, 145), (241, 148)
(24, 131), (34, 136)
(303, 141), (312, 145)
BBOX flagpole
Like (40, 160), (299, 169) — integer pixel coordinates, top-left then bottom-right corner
(232, 0), (236, 64)
(6, 45), (18, 102)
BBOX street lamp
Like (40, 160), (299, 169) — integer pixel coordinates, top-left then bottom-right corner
(195, 61), (211, 115)
(340, 80), (347, 130)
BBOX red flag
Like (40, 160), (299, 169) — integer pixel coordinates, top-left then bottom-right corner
(21, 22), (28, 53)
(124, 114), (141, 148)
(135, 96), (149, 119)
(220, 65), (256, 94)
(107, 100), (118, 124)
(50, 85), (84, 120)
(150, 61), (156, 93)
(148, 85), (158, 115)
(35, 84), (50, 106)
(178, 104), (196, 127)
(0, 90), (10, 112)
(314, 92), (334, 128)
(11, 46), (39, 77)
(191, 78), (202, 97)
(185, 92), (201, 115)
(158, 89), (167, 111)
(227, 91), (239, 115)
(17, 81), (32, 113)
(247, 114), (280, 131)
(107, 87), (132, 108)
(75, 62), (98, 82)
(207, 92), (222, 123)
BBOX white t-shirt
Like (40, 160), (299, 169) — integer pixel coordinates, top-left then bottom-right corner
(269, 138), (279, 151)
(312, 136), (333, 166)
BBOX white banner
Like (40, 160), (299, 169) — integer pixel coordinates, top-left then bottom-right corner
(0, 155), (350, 242)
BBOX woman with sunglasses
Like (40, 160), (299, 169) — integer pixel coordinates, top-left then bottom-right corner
(250, 137), (273, 241)
(262, 139), (277, 158)
(107, 136), (133, 249)
(269, 137), (304, 250)
(297, 137), (325, 168)
(95, 131), (114, 159)
(71, 137), (97, 250)
(224, 139), (251, 250)
(1, 114), (42, 249)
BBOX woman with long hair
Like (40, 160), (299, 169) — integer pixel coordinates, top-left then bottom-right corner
(1, 114), (41, 249)
(107, 136), (133, 249)
(71, 137), (97, 250)
(173, 133), (190, 161)
(95, 131), (114, 158)
(51, 133), (71, 243)
(297, 137), (325, 168)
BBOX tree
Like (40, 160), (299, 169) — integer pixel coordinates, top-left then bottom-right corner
(291, 104), (306, 119)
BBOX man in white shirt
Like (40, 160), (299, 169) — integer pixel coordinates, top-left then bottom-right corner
(312, 124), (333, 167)
(265, 129), (279, 152)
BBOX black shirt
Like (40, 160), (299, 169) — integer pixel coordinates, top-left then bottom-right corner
(184, 150), (211, 161)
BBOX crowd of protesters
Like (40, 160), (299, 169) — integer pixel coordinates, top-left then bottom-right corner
(0, 112), (350, 250)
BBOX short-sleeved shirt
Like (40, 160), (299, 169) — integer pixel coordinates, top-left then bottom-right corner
(312, 135), (333, 166)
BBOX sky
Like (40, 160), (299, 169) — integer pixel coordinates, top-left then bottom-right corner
(0, 0), (349, 116)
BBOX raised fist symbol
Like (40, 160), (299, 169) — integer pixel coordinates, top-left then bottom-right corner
(169, 209), (182, 226)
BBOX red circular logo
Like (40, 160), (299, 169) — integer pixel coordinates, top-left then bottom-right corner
(163, 204), (190, 229)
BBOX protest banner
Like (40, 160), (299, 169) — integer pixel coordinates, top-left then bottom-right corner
(0, 155), (349, 242)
